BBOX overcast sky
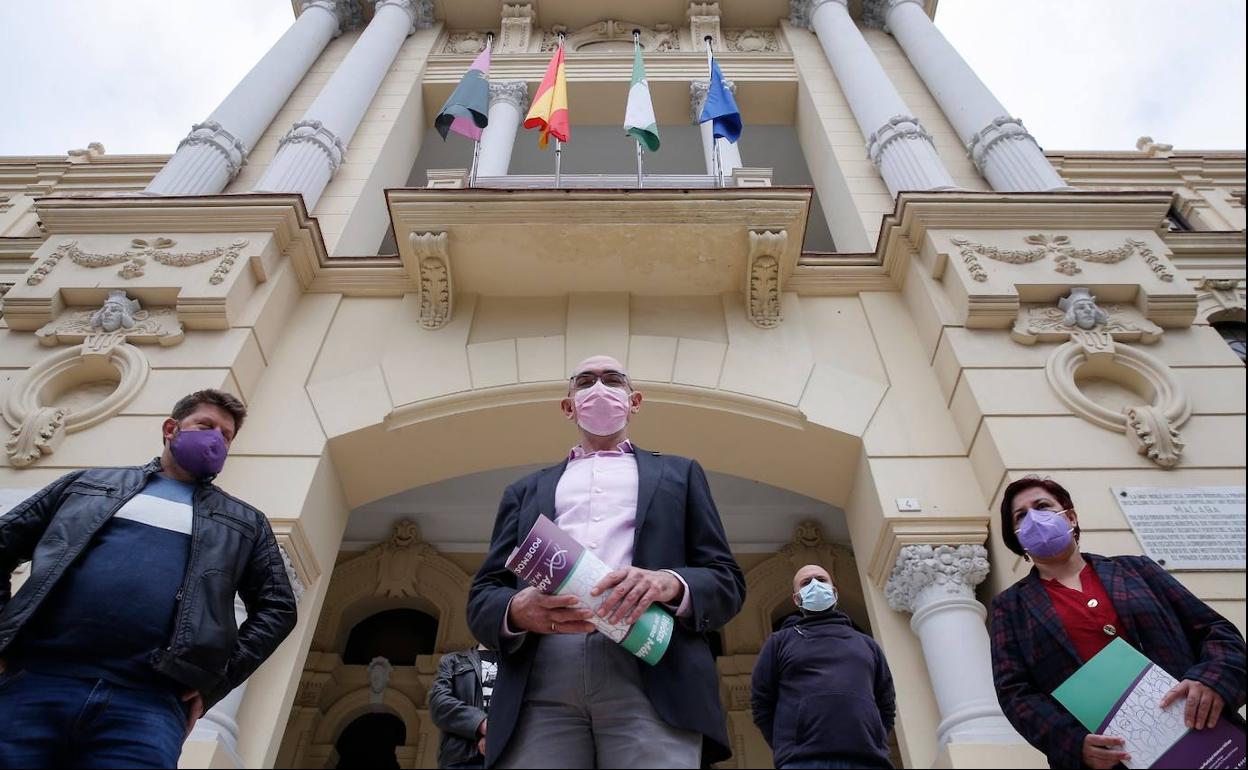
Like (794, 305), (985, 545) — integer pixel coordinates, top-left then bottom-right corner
(0, 1), (1243, 156)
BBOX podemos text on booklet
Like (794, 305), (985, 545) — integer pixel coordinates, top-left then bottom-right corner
(1052, 637), (1246, 769)
(506, 514), (673, 665)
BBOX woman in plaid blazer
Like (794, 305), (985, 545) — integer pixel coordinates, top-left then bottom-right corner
(989, 477), (1245, 769)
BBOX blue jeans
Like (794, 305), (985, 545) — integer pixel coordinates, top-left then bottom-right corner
(0, 668), (187, 769)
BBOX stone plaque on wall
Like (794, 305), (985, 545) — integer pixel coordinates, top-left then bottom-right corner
(1113, 486), (1246, 570)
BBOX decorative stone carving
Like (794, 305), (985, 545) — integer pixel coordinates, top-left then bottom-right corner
(375, 0), (434, 34)
(175, 121), (248, 180)
(1012, 288), (1163, 348)
(410, 232), (453, 330)
(4, 293), (168, 467)
(499, 3), (537, 53)
(1136, 136), (1174, 157)
(280, 544), (307, 602)
(367, 656), (393, 705)
(884, 544), (989, 614)
(1126, 405), (1185, 468)
(488, 80), (530, 112)
(1196, 278), (1245, 317)
(788, 0), (837, 30)
(35, 291), (185, 353)
(690, 78), (736, 123)
(5, 407), (69, 468)
(723, 28), (779, 52)
(865, 114), (937, 168)
(746, 230), (786, 328)
(966, 116), (1037, 175)
(949, 234), (1175, 281)
(276, 120), (346, 174)
(66, 142), (106, 163)
(376, 519), (439, 598)
(1017, 294), (1186, 468)
(543, 20), (679, 52)
(688, 2), (722, 50)
(444, 31), (491, 54)
(26, 237), (249, 285)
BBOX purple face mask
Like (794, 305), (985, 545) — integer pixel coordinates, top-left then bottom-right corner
(1016, 507), (1074, 559)
(170, 428), (228, 479)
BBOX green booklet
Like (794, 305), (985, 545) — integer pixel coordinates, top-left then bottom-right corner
(1052, 638), (1245, 768)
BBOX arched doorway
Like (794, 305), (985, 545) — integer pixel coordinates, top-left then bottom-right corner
(335, 713), (405, 769)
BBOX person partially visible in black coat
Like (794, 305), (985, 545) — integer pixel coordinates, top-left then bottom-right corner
(467, 354), (746, 768)
(429, 644), (499, 769)
(751, 564), (896, 770)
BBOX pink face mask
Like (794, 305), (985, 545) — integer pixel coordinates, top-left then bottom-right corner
(573, 381), (631, 436)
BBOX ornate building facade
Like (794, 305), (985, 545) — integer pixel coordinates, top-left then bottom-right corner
(1, 1), (1243, 768)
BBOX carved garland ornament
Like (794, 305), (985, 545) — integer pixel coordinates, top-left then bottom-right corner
(410, 232), (453, 330)
(541, 20), (680, 51)
(27, 237), (248, 285)
(949, 235), (1175, 282)
(746, 229), (787, 329)
(4, 291), (184, 468)
(1025, 288), (1190, 468)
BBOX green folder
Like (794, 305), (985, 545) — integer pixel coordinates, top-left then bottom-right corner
(1052, 637), (1152, 732)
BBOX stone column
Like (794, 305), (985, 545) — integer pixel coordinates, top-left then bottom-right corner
(476, 81), (529, 178)
(790, 0), (956, 197)
(690, 81), (744, 179)
(253, 0), (433, 209)
(145, 1), (344, 196)
(867, 0), (1068, 191)
(189, 550), (306, 766)
(885, 544), (1022, 745)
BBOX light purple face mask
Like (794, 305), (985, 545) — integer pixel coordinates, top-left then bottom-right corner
(1017, 507), (1074, 559)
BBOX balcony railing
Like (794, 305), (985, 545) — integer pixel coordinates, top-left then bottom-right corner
(425, 168), (774, 189)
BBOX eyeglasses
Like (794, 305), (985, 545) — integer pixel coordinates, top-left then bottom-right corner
(570, 370), (630, 390)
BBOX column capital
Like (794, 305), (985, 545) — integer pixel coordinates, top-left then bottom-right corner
(176, 121), (248, 179)
(374, 0), (434, 35)
(298, 0), (350, 36)
(689, 78), (736, 124)
(865, 113), (935, 166)
(967, 115), (1035, 170)
(862, 0), (923, 30)
(885, 543), (989, 614)
(788, 0), (844, 31)
(488, 80), (530, 112)
(276, 119), (346, 172)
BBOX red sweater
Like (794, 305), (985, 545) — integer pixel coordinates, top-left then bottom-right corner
(1042, 562), (1124, 662)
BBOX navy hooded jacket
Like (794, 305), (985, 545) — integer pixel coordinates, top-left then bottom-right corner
(751, 610), (896, 768)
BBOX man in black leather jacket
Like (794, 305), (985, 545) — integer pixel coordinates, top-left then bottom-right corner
(0, 389), (297, 769)
(429, 644), (498, 769)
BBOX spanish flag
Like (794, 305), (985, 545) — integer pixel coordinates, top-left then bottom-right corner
(524, 43), (569, 148)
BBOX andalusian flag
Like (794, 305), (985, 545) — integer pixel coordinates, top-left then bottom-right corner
(624, 43), (660, 152)
(434, 45), (491, 141)
(524, 43), (569, 148)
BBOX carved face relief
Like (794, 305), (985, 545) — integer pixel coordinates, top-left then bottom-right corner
(93, 301), (130, 332)
(1070, 299), (1101, 330)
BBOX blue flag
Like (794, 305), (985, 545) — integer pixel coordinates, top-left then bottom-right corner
(699, 59), (742, 143)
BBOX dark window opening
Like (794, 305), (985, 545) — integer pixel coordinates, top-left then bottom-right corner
(335, 713), (404, 769)
(1214, 320), (1247, 364)
(1165, 205), (1194, 232)
(342, 609), (438, 666)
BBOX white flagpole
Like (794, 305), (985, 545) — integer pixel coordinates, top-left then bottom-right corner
(470, 32), (492, 188)
(634, 31), (644, 189)
(704, 36), (722, 188)
(554, 32), (565, 188)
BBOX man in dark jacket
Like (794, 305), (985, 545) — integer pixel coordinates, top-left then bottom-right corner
(752, 564), (896, 770)
(429, 644), (498, 769)
(468, 355), (745, 768)
(0, 389), (297, 769)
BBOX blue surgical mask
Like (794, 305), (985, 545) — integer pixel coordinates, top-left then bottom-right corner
(797, 579), (838, 613)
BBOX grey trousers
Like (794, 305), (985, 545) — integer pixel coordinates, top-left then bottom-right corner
(495, 632), (702, 769)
